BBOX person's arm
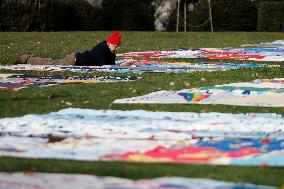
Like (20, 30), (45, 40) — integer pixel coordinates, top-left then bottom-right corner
(92, 42), (115, 66)
(119, 61), (134, 66)
(116, 59), (135, 66)
(94, 48), (115, 66)
(95, 51), (107, 66)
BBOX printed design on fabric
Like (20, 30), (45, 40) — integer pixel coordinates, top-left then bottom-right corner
(0, 108), (284, 166)
(0, 61), (274, 74)
(114, 78), (284, 107)
(0, 74), (141, 91)
(0, 172), (276, 189)
(117, 47), (284, 62)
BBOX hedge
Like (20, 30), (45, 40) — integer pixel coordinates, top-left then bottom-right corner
(1, 0), (284, 31)
(0, 0), (101, 31)
(180, 0), (258, 32)
(0, 0), (154, 31)
(257, 1), (284, 32)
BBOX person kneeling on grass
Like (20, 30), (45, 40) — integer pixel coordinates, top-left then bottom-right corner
(14, 31), (132, 67)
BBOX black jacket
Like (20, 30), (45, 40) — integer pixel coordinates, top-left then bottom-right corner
(75, 41), (116, 66)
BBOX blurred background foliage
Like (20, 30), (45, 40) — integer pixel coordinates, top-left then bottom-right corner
(0, 0), (283, 32)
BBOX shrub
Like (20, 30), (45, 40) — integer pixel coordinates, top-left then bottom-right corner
(100, 0), (155, 31)
(0, 0), (101, 31)
(257, 1), (284, 32)
(183, 0), (258, 31)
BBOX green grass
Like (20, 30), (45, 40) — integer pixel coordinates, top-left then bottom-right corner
(0, 31), (284, 186)
(1, 157), (283, 186)
(1, 31), (284, 64)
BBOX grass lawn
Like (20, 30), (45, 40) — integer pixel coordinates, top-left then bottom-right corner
(0, 31), (284, 186)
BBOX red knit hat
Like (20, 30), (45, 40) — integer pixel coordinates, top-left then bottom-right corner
(106, 31), (121, 46)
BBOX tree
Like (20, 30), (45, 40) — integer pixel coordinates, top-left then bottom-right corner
(101, 0), (155, 31)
